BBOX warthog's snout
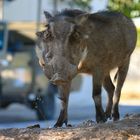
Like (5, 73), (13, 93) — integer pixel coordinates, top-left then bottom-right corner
(44, 56), (77, 85)
(50, 73), (68, 85)
(43, 64), (53, 79)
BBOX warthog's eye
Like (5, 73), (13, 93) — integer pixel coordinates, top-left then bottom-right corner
(73, 31), (80, 39)
(42, 29), (53, 42)
(69, 29), (81, 44)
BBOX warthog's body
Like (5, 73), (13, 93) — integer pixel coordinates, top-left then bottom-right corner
(36, 9), (137, 127)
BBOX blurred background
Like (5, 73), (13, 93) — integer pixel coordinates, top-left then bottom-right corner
(0, 0), (140, 128)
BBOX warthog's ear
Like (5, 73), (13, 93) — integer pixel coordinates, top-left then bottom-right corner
(44, 11), (52, 21)
(75, 13), (89, 25)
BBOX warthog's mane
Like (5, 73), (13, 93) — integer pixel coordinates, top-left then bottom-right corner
(54, 9), (86, 18)
(52, 9), (123, 23)
(90, 11), (123, 22)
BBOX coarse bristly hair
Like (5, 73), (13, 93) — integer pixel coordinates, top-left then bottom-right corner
(46, 9), (124, 25)
(54, 9), (86, 17)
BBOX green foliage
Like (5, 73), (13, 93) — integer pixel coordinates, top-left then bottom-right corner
(137, 28), (140, 47)
(69, 0), (92, 11)
(60, 0), (92, 11)
(108, 0), (140, 18)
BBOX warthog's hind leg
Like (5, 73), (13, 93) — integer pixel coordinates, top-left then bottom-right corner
(112, 59), (130, 121)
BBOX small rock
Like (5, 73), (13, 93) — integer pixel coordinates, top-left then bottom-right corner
(27, 124), (40, 129)
(78, 120), (95, 127)
(124, 113), (140, 119)
(67, 124), (72, 127)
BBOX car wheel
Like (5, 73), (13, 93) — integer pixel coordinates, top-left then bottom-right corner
(35, 83), (57, 120)
(35, 93), (55, 120)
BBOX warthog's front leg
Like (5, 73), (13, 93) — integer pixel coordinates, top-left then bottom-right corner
(103, 75), (115, 119)
(54, 82), (71, 127)
(92, 73), (106, 123)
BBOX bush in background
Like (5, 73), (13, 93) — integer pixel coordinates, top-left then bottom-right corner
(137, 28), (140, 47)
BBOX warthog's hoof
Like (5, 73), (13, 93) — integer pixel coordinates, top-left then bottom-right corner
(53, 123), (72, 128)
(112, 112), (120, 121)
(96, 114), (107, 123)
(53, 119), (71, 128)
(105, 112), (112, 120)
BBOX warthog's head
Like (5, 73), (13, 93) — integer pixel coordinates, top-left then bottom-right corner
(36, 10), (88, 85)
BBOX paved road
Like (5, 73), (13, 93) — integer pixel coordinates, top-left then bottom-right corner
(0, 75), (139, 129)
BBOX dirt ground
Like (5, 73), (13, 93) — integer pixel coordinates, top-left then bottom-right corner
(0, 114), (139, 140)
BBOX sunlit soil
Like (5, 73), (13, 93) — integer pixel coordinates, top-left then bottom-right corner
(110, 48), (140, 106)
(120, 80), (140, 105)
(120, 93), (140, 105)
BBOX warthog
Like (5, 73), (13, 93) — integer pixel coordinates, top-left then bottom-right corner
(36, 9), (137, 127)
